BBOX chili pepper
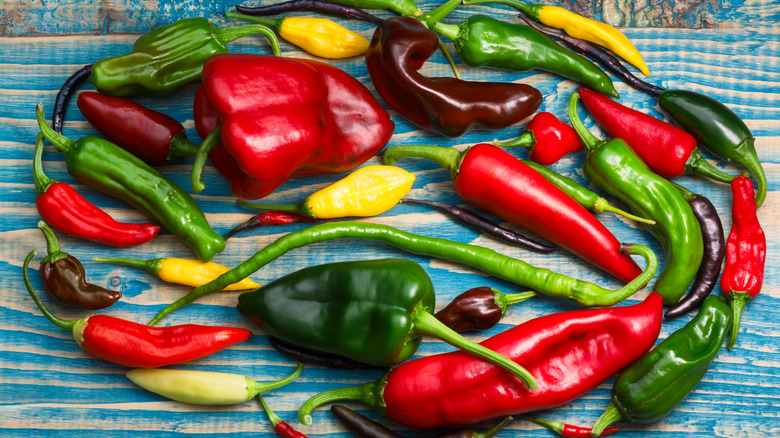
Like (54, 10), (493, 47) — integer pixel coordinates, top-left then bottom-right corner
(365, 16), (542, 138)
(589, 295), (732, 436)
(190, 53), (395, 200)
(92, 256), (261, 291)
(383, 143), (643, 283)
(36, 103), (226, 263)
(331, 404), (514, 438)
(126, 362), (302, 405)
(463, 0), (650, 76)
(399, 198), (556, 253)
(665, 185), (725, 318)
(148, 222), (657, 326)
(32, 133), (160, 247)
(238, 165), (415, 218)
(37, 221), (121, 310)
(226, 211), (320, 241)
(569, 92), (703, 305)
(268, 336), (379, 369)
(659, 89), (766, 207)
(520, 415), (619, 437)
(236, 258), (537, 388)
(22, 250), (251, 368)
(515, 14), (663, 96)
(721, 174), (765, 349)
(53, 64), (92, 134)
(258, 393), (310, 438)
(434, 287), (536, 332)
(235, 0), (385, 24)
(325, 0), (421, 16)
(426, 1), (618, 98)
(227, 12), (370, 58)
(493, 111), (582, 165)
(577, 86), (736, 183)
(76, 91), (199, 165)
(298, 292), (663, 429)
(519, 159), (655, 225)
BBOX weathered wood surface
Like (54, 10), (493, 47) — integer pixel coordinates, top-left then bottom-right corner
(1, 0), (779, 437)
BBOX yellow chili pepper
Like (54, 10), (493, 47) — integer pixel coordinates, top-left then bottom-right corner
(93, 256), (261, 291)
(227, 13), (370, 59)
(239, 165), (416, 219)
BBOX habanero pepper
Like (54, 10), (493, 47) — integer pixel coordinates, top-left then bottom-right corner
(365, 16), (542, 138)
(298, 292), (664, 429)
(22, 250), (251, 368)
(37, 104), (226, 263)
(434, 287), (536, 332)
(191, 53), (394, 200)
(236, 259), (537, 388)
(493, 111), (583, 165)
(37, 221), (121, 310)
(569, 92), (704, 305)
(590, 295), (732, 436)
(577, 87), (735, 183)
(382, 143), (643, 283)
(32, 133), (160, 247)
(721, 174), (766, 349)
(148, 222), (657, 326)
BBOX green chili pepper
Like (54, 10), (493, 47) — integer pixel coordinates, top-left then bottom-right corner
(568, 92), (703, 305)
(37, 104), (225, 262)
(90, 17), (279, 97)
(659, 89), (766, 207)
(148, 221), (657, 327)
(590, 295), (732, 436)
(328, 0), (421, 16)
(236, 258), (537, 389)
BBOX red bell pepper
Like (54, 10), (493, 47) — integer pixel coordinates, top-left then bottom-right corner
(192, 53), (395, 200)
(494, 111), (582, 165)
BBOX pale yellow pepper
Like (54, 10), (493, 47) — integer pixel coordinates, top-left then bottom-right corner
(240, 165), (416, 219)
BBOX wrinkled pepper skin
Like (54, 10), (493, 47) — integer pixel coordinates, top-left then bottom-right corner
(193, 53), (395, 200)
(365, 16), (542, 137)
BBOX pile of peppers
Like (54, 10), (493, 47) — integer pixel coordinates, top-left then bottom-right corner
(21, 1), (770, 437)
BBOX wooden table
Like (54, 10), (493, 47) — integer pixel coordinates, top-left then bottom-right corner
(1, 1), (778, 436)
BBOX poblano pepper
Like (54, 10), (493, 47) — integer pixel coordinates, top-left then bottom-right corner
(236, 258), (537, 389)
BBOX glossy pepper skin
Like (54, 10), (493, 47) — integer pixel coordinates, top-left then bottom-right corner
(520, 415), (619, 437)
(569, 93), (703, 304)
(298, 292), (663, 429)
(37, 221), (121, 310)
(721, 174), (765, 349)
(365, 16), (542, 138)
(76, 92), (199, 165)
(494, 112), (582, 165)
(33, 133), (160, 247)
(577, 87), (735, 183)
(659, 89), (766, 207)
(225, 211), (321, 241)
(235, 0), (385, 24)
(434, 287), (536, 332)
(37, 104), (225, 263)
(383, 144), (643, 283)
(590, 295), (732, 436)
(192, 53), (394, 200)
(236, 259), (537, 388)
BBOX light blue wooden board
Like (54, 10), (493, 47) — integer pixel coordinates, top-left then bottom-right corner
(1, 1), (779, 437)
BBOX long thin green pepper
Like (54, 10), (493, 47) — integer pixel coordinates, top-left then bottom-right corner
(149, 222), (656, 326)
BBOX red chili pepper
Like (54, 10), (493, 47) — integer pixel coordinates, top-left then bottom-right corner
(23, 250), (251, 367)
(577, 87), (735, 183)
(77, 91), (200, 165)
(721, 174), (765, 349)
(494, 112), (582, 165)
(191, 53), (394, 200)
(520, 415), (619, 437)
(383, 143), (643, 283)
(258, 394), (309, 438)
(225, 211), (321, 241)
(299, 292), (663, 429)
(32, 133), (160, 247)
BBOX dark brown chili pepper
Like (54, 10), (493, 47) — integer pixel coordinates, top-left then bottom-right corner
(37, 221), (121, 310)
(268, 336), (379, 370)
(235, 0), (385, 24)
(435, 287), (536, 332)
(53, 64), (93, 134)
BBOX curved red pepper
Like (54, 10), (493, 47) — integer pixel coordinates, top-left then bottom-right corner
(495, 112), (582, 165)
(193, 53), (394, 200)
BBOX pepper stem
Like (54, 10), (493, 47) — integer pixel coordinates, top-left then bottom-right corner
(496, 290), (536, 312)
(520, 415), (565, 435)
(36, 103), (77, 155)
(570, 242), (657, 306)
(168, 131), (201, 161)
(217, 18), (282, 57)
(191, 126), (222, 193)
(493, 131), (535, 149)
(93, 256), (163, 276)
(738, 141), (767, 207)
(22, 250), (77, 331)
(592, 198), (656, 225)
(298, 381), (383, 426)
(38, 221), (68, 264)
(567, 92), (601, 152)
(382, 145), (464, 180)
(431, 21), (460, 42)
(249, 362), (304, 398)
(238, 199), (314, 218)
(411, 309), (538, 389)
(32, 134), (54, 196)
(420, 0), (462, 25)
(590, 402), (623, 437)
(256, 393), (283, 428)
(686, 149), (737, 184)
(726, 291), (749, 349)
(462, 0), (541, 21)
(478, 416), (515, 438)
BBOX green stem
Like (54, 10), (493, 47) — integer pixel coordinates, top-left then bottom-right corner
(738, 143), (767, 207)
(590, 402), (623, 437)
(420, 0), (462, 25)
(22, 250), (76, 331)
(93, 256), (163, 276)
(727, 291), (749, 349)
(479, 416), (515, 438)
(592, 198), (656, 225)
(38, 221), (68, 263)
(567, 92), (601, 152)
(437, 37), (462, 79)
(36, 103), (76, 155)
(298, 380), (385, 425)
(217, 18), (282, 56)
(382, 144), (464, 179)
(686, 149), (736, 184)
(238, 199), (314, 218)
(432, 21), (460, 42)
(411, 309), (537, 389)
(498, 290), (536, 309)
(520, 415), (564, 435)
(33, 133), (53, 196)
(493, 131), (534, 148)
(191, 126), (222, 194)
(462, 0), (540, 20)
(248, 362), (304, 398)
(256, 393), (283, 428)
(168, 132), (201, 160)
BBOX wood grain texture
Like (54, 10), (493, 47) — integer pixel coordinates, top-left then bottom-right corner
(1, 0), (779, 437)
